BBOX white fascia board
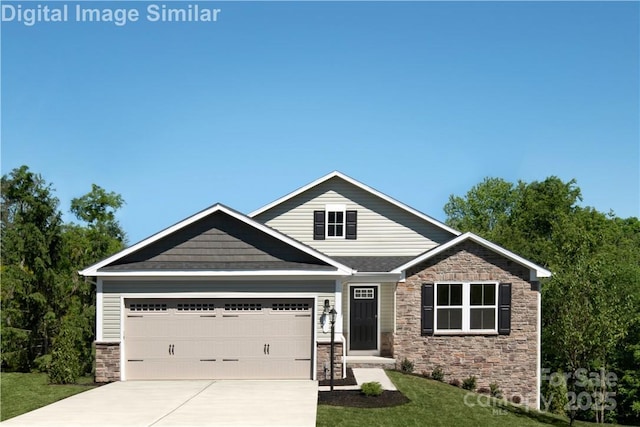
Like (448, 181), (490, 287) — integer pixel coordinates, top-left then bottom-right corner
(90, 270), (352, 278)
(392, 232), (552, 279)
(79, 203), (353, 276)
(249, 171), (461, 237)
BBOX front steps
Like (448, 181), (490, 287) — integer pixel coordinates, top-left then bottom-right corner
(345, 355), (396, 370)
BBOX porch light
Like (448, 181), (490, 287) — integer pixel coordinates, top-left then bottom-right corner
(324, 299), (331, 314)
(329, 307), (337, 391)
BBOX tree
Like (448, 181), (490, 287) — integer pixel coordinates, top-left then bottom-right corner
(1, 166), (127, 381)
(1, 166), (63, 370)
(444, 176), (640, 425)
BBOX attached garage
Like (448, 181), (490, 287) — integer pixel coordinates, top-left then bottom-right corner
(124, 298), (314, 380)
(81, 204), (353, 383)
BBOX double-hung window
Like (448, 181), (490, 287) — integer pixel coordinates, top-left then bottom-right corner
(313, 205), (357, 240)
(434, 282), (498, 333)
(326, 208), (345, 238)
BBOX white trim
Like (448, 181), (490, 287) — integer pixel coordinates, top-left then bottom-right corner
(249, 171), (461, 236)
(88, 270), (351, 278)
(346, 283), (381, 356)
(325, 204), (346, 239)
(434, 281), (499, 334)
(119, 293), (318, 381)
(96, 278), (104, 342)
(392, 232), (552, 279)
(536, 285), (542, 410)
(79, 204), (354, 277)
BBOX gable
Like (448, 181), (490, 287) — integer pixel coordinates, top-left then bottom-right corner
(393, 232), (552, 280)
(252, 175), (457, 257)
(81, 204), (352, 276)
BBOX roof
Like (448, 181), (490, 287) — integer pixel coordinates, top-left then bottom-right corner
(249, 171), (461, 237)
(333, 256), (415, 272)
(80, 204), (353, 277)
(391, 232), (552, 279)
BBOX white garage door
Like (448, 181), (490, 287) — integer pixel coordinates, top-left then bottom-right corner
(124, 298), (313, 380)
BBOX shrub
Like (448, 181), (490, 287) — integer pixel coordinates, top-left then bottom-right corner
(449, 378), (461, 387)
(33, 354), (52, 373)
(361, 381), (383, 397)
(48, 321), (83, 384)
(489, 382), (502, 398)
(431, 366), (445, 382)
(400, 358), (414, 373)
(462, 376), (477, 391)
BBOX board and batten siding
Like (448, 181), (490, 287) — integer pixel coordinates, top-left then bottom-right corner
(101, 280), (335, 341)
(254, 177), (453, 257)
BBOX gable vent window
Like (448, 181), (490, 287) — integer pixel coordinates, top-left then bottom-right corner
(314, 205), (357, 240)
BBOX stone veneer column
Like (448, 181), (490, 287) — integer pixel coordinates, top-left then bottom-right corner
(316, 342), (344, 381)
(95, 342), (120, 383)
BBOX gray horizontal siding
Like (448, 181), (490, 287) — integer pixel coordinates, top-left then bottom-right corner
(102, 211), (331, 272)
(254, 177), (454, 257)
(102, 280), (335, 341)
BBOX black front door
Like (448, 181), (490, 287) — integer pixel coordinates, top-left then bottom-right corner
(350, 286), (377, 350)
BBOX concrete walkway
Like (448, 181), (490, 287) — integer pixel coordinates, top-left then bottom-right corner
(318, 368), (397, 391)
(1, 380), (318, 427)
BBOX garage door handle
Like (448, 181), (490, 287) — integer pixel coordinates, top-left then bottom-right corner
(264, 344), (267, 354)
(168, 344), (175, 355)
(267, 344), (270, 355)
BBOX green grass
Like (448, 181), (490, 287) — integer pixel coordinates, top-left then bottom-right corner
(1, 372), (96, 421)
(317, 370), (598, 427)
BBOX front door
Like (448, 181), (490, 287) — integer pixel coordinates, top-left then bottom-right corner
(350, 286), (377, 351)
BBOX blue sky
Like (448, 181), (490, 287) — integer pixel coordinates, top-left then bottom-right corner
(2, 1), (638, 245)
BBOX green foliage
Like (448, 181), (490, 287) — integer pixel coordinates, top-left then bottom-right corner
(489, 382), (502, 398)
(462, 376), (477, 391)
(542, 371), (569, 415)
(400, 358), (414, 373)
(48, 319), (83, 384)
(431, 366), (445, 382)
(361, 381), (383, 397)
(1, 165), (125, 378)
(444, 175), (640, 425)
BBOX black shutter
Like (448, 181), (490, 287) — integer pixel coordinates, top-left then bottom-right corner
(313, 210), (325, 240)
(421, 283), (434, 336)
(345, 210), (357, 240)
(498, 283), (512, 335)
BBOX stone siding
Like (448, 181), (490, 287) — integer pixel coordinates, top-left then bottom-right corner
(394, 241), (539, 408)
(316, 342), (344, 381)
(95, 342), (120, 383)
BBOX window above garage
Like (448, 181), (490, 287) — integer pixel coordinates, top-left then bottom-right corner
(314, 205), (357, 240)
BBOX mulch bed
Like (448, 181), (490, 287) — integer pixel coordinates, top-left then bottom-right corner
(318, 367), (358, 386)
(318, 390), (410, 408)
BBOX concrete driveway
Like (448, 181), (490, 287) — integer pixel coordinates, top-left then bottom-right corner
(2, 380), (318, 427)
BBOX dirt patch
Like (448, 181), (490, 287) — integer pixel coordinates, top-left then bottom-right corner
(318, 390), (410, 408)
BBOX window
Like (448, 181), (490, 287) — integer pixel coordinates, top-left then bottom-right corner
(313, 206), (357, 240)
(434, 282), (498, 333)
(327, 210), (344, 237)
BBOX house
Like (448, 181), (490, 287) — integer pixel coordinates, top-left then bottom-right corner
(80, 172), (550, 409)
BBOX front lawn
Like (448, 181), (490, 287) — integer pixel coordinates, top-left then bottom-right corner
(0, 372), (96, 421)
(317, 370), (597, 427)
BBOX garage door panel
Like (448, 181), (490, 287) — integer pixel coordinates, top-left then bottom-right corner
(124, 298), (313, 380)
